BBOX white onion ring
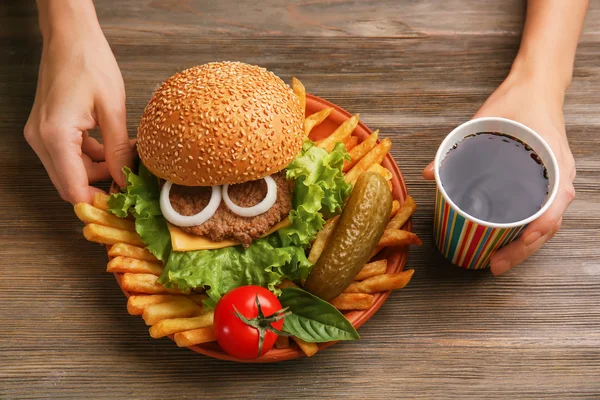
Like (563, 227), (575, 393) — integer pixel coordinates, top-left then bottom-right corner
(222, 176), (277, 217)
(160, 181), (222, 227)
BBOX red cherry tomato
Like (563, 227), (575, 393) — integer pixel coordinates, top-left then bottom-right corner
(214, 285), (286, 359)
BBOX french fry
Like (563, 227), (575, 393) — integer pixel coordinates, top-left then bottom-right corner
(342, 136), (359, 152)
(108, 243), (159, 263)
(330, 293), (374, 310)
(386, 195), (417, 230)
(345, 138), (392, 184)
(127, 294), (176, 315)
(127, 294), (206, 316)
(142, 297), (203, 325)
(371, 228), (422, 258)
(371, 229), (421, 258)
(308, 216), (340, 264)
(277, 279), (299, 290)
(120, 273), (187, 295)
(121, 273), (165, 294)
(390, 200), (401, 218)
(74, 203), (135, 231)
(83, 223), (144, 247)
(174, 327), (217, 347)
(354, 260), (388, 281)
(107, 256), (164, 276)
(292, 337), (319, 357)
(275, 335), (290, 349)
(343, 129), (379, 172)
(292, 77), (306, 112)
(316, 114), (359, 153)
(149, 312), (214, 339)
(344, 270), (414, 293)
(93, 192), (110, 211)
(305, 107), (334, 137)
(366, 163), (392, 181)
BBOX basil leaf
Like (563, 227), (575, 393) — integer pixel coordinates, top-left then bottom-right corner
(279, 287), (360, 342)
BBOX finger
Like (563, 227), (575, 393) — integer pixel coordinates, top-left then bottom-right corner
(82, 153), (112, 183)
(96, 99), (133, 187)
(82, 132), (106, 162)
(43, 159), (66, 200)
(46, 130), (96, 204)
(422, 161), (434, 180)
(521, 183), (575, 246)
(25, 127), (67, 200)
(490, 228), (556, 276)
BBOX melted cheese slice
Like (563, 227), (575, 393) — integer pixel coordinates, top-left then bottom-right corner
(168, 217), (291, 252)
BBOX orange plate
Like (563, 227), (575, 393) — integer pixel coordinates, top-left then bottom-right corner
(109, 93), (412, 363)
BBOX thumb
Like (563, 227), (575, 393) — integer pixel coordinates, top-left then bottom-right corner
(422, 161), (435, 180)
(96, 99), (134, 187)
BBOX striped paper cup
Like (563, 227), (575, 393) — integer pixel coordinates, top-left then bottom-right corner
(433, 117), (560, 270)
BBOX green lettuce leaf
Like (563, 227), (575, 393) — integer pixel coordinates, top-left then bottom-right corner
(161, 236), (312, 307)
(107, 165), (171, 262)
(136, 216), (171, 263)
(106, 139), (351, 306)
(278, 140), (351, 247)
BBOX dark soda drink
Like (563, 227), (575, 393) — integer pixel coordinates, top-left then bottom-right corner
(439, 132), (548, 224)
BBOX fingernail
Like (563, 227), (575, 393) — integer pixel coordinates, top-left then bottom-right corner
(492, 259), (511, 276)
(422, 164), (435, 180)
(524, 231), (541, 246)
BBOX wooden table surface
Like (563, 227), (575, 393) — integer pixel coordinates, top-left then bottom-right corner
(2, 1), (599, 399)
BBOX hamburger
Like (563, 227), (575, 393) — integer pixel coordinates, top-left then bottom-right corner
(137, 62), (303, 247)
(108, 62), (351, 305)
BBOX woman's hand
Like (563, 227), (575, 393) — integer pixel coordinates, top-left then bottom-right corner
(25, 3), (133, 204)
(422, 70), (576, 275)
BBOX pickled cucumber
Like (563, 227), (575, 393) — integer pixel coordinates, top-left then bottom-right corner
(305, 172), (392, 301)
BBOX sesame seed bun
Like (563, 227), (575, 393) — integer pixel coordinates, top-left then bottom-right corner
(137, 62), (305, 186)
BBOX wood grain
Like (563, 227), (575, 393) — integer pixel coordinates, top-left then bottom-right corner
(1, 0), (599, 399)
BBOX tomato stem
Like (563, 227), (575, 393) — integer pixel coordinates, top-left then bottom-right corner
(232, 295), (291, 357)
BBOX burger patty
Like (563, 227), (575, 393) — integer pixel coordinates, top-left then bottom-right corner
(169, 172), (293, 247)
